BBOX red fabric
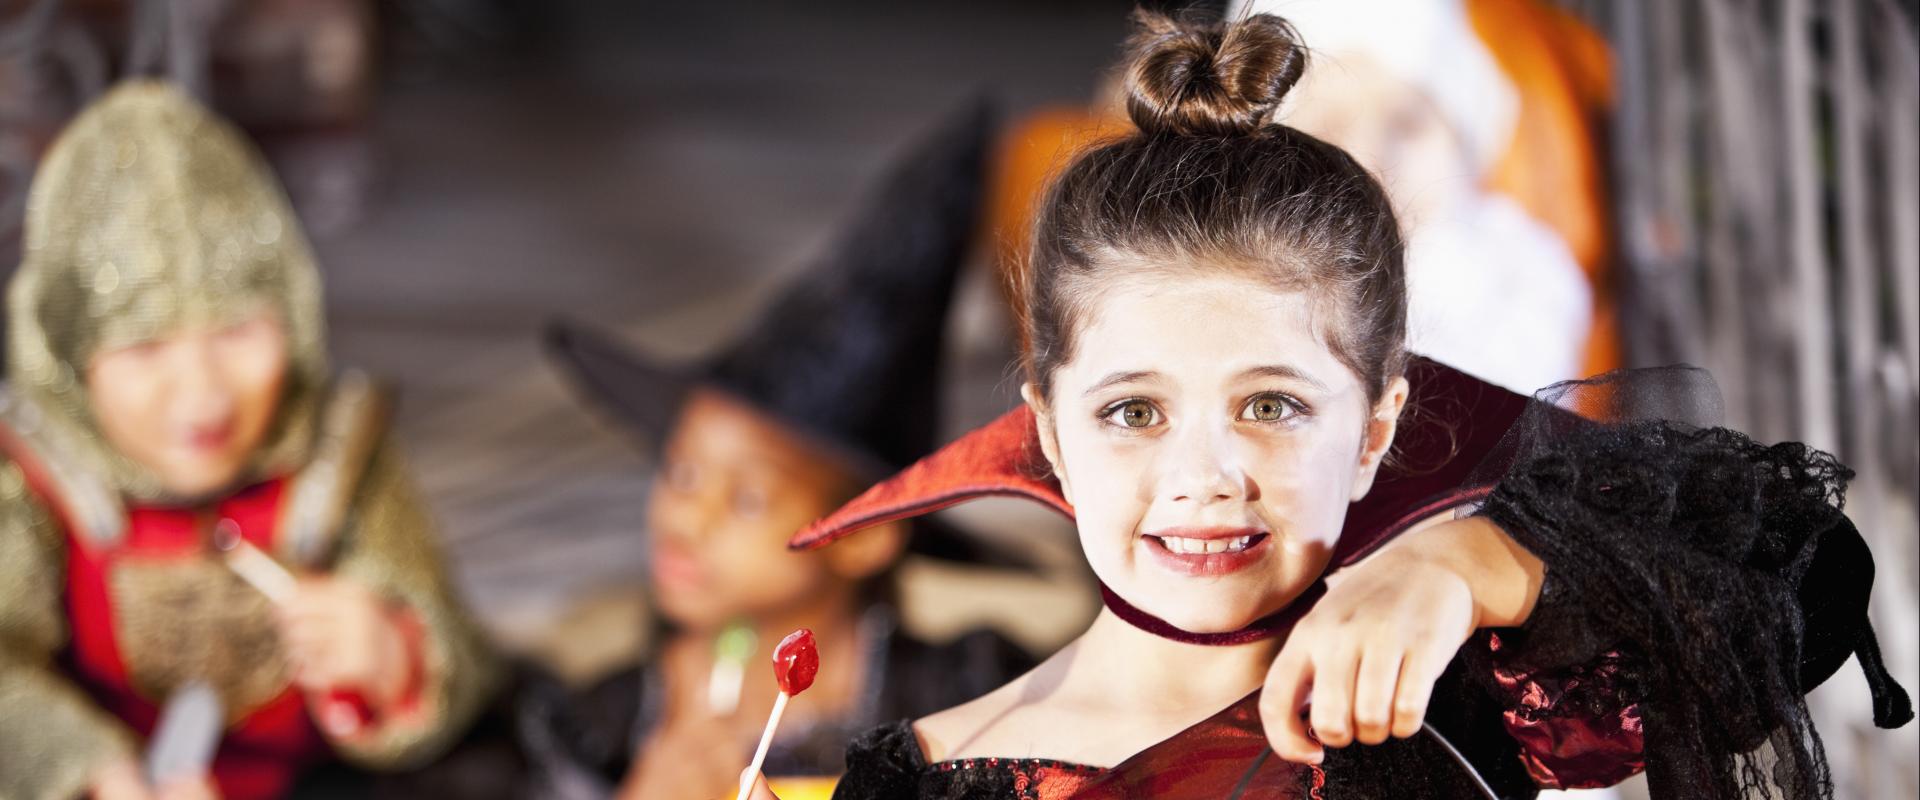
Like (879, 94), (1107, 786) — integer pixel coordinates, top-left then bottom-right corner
(927, 694), (1321, 798)
(1072, 693), (1320, 799)
(928, 757), (1103, 800)
(60, 479), (331, 800)
(789, 405), (1070, 550)
(1485, 633), (1646, 789)
(793, 357), (1649, 789)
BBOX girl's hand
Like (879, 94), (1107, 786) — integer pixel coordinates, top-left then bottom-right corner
(276, 577), (411, 710)
(736, 769), (780, 800)
(90, 759), (155, 800)
(89, 761), (220, 800)
(154, 775), (220, 800)
(1258, 516), (1543, 762)
(619, 714), (752, 800)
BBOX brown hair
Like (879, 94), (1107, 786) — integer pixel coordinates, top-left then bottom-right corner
(1017, 10), (1408, 405)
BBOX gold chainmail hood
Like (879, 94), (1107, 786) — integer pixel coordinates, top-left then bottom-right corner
(0, 83), (499, 799)
(8, 81), (328, 504)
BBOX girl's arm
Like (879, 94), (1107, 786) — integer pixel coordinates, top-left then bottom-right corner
(0, 461), (143, 800)
(1258, 513), (1541, 764)
(316, 438), (502, 767)
(1264, 420), (1913, 799)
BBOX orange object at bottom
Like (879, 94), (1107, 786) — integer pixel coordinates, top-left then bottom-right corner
(767, 776), (838, 799)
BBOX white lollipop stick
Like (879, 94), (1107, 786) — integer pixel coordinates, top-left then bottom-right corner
(222, 537), (297, 604)
(736, 691), (790, 800)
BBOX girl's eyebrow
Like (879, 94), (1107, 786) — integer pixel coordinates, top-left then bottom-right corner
(1083, 370), (1159, 397)
(1236, 364), (1330, 392)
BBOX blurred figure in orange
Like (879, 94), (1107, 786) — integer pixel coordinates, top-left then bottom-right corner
(989, 0), (1617, 392)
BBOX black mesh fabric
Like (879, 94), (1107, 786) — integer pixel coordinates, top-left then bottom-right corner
(1475, 367), (1912, 799)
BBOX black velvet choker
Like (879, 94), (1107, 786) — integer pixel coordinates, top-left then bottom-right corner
(1098, 581), (1323, 646)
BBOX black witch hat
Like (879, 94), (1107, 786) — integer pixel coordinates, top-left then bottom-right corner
(546, 99), (1013, 564)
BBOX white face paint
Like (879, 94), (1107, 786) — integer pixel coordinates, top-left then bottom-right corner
(1036, 272), (1404, 632)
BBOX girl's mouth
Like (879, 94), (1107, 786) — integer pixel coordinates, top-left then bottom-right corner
(650, 542), (707, 593)
(183, 421), (236, 454)
(1141, 527), (1271, 576)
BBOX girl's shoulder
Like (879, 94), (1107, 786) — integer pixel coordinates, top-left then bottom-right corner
(910, 657), (1060, 763)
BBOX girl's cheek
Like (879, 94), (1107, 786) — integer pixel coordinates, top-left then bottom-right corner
(1066, 466), (1150, 572)
(1241, 440), (1309, 497)
(1059, 425), (1153, 505)
(1243, 440), (1352, 543)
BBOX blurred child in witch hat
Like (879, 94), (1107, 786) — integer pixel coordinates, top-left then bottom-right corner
(534, 101), (1038, 800)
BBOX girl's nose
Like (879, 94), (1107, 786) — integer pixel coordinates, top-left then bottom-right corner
(172, 336), (236, 420)
(1161, 421), (1245, 505)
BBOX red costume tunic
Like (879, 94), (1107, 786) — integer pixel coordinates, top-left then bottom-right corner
(61, 480), (330, 800)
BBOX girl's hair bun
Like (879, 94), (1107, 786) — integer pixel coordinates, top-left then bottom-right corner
(1122, 10), (1308, 137)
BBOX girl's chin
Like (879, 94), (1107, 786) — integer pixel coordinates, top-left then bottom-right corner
(152, 463), (246, 497)
(1109, 571), (1311, 633)
(1123, 584), (1279, 633)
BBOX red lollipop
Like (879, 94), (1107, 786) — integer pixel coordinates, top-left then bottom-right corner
(773, 628), (819, 696)
(738, 628), (821, 799)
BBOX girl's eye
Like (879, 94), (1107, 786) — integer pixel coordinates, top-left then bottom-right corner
(121, 341), (164, 360)
(219, 318), (263, 339)
(1241, 393), (1301, 422)
(1102, 399), (1161, 429)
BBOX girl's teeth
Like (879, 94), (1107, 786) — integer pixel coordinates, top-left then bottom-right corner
(1159, 535), (1257, 554)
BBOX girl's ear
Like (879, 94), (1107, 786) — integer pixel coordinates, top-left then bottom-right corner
(1020, 382), (1073, 504)
(1349, 375), (1410, 502)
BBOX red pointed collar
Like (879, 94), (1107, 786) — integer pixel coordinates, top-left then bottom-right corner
(790, 357), (1530, 571)
(789, 405), (1069, 550)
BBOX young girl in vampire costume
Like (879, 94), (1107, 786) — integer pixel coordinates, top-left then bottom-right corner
(534, 102), (1037, 800)
(0, 84), (498, 800)
(766, 12), (1914, 800)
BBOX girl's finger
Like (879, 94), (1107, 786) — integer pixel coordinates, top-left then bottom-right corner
(1308, 644), (1360, 749)
(291, 659), (324, 690)
(288, 636), (344, 686)
(741, 769), (781, 800)
(1389, 649), (1442, 740)
(276, 604), (331, 636)
(1260, 647), (1320, 763)
(281, 621), (333, 660)
(1351, 644), (1404, 746)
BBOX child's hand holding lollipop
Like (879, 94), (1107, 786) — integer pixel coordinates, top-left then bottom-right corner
(734, 629), (818, 800)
